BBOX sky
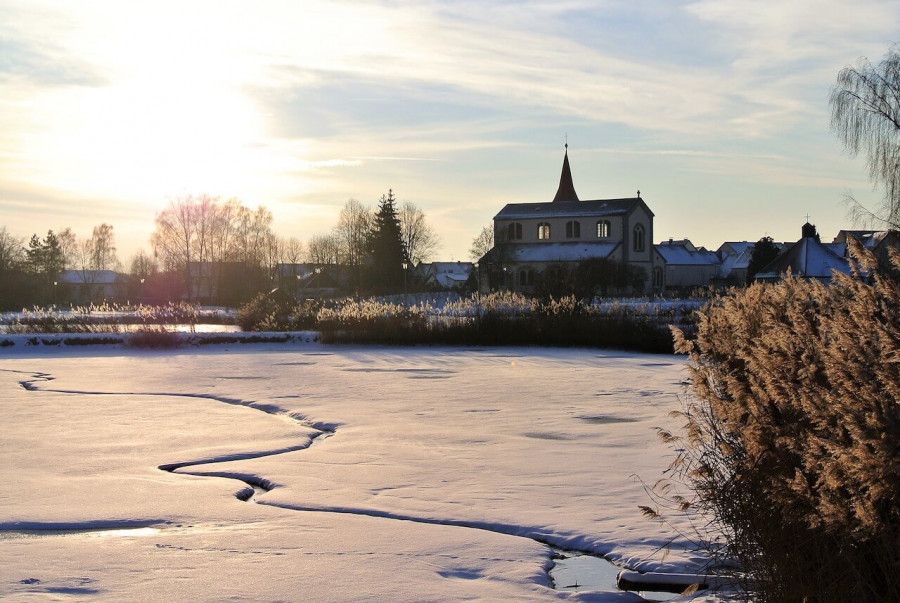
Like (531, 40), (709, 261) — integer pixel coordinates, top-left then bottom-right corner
(1, 0), (897, 265)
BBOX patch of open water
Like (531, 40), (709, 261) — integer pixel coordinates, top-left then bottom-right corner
(549, 548), (679, 600)
(550, 548), (621, 591)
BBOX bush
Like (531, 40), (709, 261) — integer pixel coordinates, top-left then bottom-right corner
(665, 240), (900, 601)
(236, 292), (321, 331)
(316, 292), (686, 352)
(127, 329), (182, 349)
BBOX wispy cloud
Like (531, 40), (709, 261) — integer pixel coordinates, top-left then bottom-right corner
(351, 156), (439, 162)
(0, 0), (895, 259)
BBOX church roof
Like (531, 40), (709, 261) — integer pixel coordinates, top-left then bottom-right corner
(756, 225), (850, 280)
(494, 197), (649, 220)
(490, 241), (621, 263)
(552, 147), (579, 202)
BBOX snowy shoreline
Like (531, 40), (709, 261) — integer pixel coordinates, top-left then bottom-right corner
(0, 330), (322, 352)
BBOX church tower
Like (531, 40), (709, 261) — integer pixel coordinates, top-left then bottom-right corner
(552, 145), (579, 203)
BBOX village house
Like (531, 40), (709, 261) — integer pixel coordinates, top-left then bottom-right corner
(414, 261), (475, 292)
(57, 269), (128, 305)
(652, 239), (721, 292)
(477, 147), (654, 294)
(713, 241), (757, 285)
(755, 223), (851, 283)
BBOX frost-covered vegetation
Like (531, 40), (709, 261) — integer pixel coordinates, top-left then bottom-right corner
(2, 293), (701, 353)
(0, 302), (222, 333)
(238, 291), (700, 353)
(663, 239), (900, 601)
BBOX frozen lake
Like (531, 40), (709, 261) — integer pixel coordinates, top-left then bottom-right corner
(0, 343), (709, 601)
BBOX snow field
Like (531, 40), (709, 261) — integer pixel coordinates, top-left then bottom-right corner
(1, 344), (707, 601)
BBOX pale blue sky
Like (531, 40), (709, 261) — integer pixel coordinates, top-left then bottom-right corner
(0, 0), (896, 263)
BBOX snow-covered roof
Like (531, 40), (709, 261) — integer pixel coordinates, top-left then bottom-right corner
(58, 270), (126, 285)
(832, 230), (888, 250)
(429, 261), (474, 273)
(417, 262), (474, 289)
(494, 198), (649, 220)
(825, 242), (846, 257)
(654, 243), (720, 266)
(497, 241), (621, 263)
(716, 241), (755, 256)
(756, 236), (850, 280)
(276, 263), (322, 279)
(718, 247), (754, 275)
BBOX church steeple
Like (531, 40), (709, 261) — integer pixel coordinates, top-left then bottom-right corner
(552, 144), (579, 203)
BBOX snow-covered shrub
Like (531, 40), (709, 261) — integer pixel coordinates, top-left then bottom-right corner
(314, 292), (686, 351)
(2, 302), (213, 333)
(6, 305), (126, 333)
(135, 301), (201, 329)
(666, 239), (900, 601)
(317, 299), (429, 343)
(238, 291), (293, 331)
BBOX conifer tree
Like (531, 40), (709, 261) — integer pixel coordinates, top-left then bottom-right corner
(367, 190), (408, 294)
(26, 230), (64, 277)
(746, 235), (780, 283)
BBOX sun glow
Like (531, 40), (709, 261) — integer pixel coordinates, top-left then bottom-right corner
(12, 6), (281, 206)
(4, 0), (422, 224)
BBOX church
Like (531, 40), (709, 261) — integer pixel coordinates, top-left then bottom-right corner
(477, 147), (655, 294)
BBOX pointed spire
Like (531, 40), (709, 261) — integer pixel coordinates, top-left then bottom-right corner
(552, 144), (579, 203)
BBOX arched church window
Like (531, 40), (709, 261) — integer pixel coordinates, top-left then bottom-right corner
(538, 223), (551, 240)
(596, 220), (610, 238)
(633, 224), (645, 252)
(507, 222), (522, 240)
(565, 221), (581, 238)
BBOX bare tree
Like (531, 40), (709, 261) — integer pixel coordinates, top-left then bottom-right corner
(306, 232), (343, 265)
(469, 224), (494, 261)
(129, 250), (157, 277)
(281, 236), (305, 265)
(70, 236), (100, 303)
(334, 198), (372, 294)
(335, 198), (372, 266)
(57, 227), (77, 269)
(0, 227), (24, 272)
(0, 227), (26, 308)
(830, 46), (900, 229)
(231, 204), (274, 267)
(152, 196), (202, 297)
(89, 223), (121, 271)
(398, 201), (440, 265)
(152, 195), (229, 299)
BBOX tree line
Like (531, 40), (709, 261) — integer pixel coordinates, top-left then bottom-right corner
(0, 190), (441, 310)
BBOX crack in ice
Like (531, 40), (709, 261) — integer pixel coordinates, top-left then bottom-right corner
(14, 368), (623, 591)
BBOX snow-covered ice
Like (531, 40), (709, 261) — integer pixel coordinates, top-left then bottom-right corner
(1, 342), (716, 601)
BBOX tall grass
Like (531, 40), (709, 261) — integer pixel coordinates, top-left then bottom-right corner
(316, 291), (693, 352)
(662, 239), (900, 601)
(2, 302), (209, 334)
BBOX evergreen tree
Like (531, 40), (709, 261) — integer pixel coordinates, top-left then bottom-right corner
(367, 190), (408, 294)
(26, 230), (64, 277)
(26, 230), (65, 305)
(746, 236), (780, 283)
